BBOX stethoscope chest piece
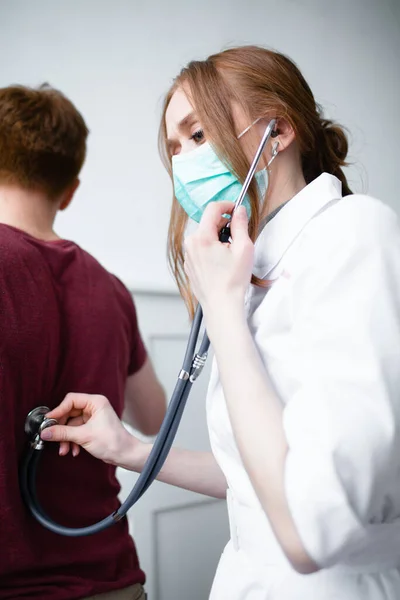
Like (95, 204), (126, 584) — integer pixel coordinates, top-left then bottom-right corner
(25, 406), (58, 450)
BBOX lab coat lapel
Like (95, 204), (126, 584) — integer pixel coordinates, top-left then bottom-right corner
(252, 173), (343, 279)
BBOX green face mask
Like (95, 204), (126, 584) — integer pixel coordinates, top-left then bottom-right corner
(172, 140), (268, 223)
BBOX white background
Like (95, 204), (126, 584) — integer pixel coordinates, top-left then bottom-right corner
(0, 0), (399, 292)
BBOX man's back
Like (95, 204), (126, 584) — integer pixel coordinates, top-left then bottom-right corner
(0, 223), (146, 599)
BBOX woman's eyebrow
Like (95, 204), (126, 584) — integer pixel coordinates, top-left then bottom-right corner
(167, 111), (199, 149)
(177, 111), (198, 130)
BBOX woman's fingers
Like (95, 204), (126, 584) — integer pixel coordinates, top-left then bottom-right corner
(67, 416), (85, 457)
(197, 201), (234, 240)
(40, 393), (125, 465)
(45, 394), (83, 420)
(72, 443), (81, 458)
(230, 205), (249, 240)
(59, 442), (69, 456)
(58, 416), (85, 456)
(230, 205), (254, 259)
(58, 441), (81, 457)
(46, 393), (103, 421)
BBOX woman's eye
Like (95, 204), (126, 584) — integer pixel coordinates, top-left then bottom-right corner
(190, 129), (204, 143)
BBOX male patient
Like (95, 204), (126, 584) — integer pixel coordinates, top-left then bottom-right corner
(0, 84), (166, 600)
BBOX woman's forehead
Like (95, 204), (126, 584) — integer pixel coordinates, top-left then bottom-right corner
(165, 89), (249, 137)
(165, 88), (196, 136)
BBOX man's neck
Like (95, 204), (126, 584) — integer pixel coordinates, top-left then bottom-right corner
(0, 185), (60, 241)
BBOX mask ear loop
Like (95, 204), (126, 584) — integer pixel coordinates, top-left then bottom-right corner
(267, 141), (279, 167)
(238, 120), (279, 168)
(237, 117), (262, 139)
(257, 140), (279, 227)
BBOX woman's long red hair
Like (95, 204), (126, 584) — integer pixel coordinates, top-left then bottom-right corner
(159, 46), (351, 316)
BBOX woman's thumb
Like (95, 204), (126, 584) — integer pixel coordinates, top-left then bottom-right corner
(230, 205), (249, 241)
(41, 424), (84, 444)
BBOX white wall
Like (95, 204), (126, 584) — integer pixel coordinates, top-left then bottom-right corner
(0, 0), (399, 292)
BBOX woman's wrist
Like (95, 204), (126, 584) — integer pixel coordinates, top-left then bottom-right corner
(203, 297), (247, 345)
(114, 429), (152, 472)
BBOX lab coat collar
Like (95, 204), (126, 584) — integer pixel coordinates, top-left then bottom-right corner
(253, 173), (343, 278)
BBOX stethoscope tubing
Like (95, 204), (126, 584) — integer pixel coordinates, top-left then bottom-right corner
(20, 120), (276, 536)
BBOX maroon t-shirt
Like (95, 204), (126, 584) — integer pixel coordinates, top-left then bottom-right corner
(0, 224), (147, 599)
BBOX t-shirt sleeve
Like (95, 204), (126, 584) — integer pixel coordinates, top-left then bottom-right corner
(112, 276), (147, 376)
(127, 294), (147, 376)
(282, 203), (400, 568)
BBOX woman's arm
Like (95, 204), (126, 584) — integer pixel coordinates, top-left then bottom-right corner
(205, 305), (317, 572)
(130, 441), (227, 499)
(184, 199), (400, 575)
(43, 393), (227, 499)
(184, 202), (316, 573)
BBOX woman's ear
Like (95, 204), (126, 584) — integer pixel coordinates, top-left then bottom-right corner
(272, 118), (295, 151)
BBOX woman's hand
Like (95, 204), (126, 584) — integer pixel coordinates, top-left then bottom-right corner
(184, 202), (254, 320)
(41, 393), (146, 471)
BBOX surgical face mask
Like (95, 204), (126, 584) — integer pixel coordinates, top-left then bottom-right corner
(171, 126), (269, 223)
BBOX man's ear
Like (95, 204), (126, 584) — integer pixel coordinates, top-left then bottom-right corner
(59, 179), (80, 211)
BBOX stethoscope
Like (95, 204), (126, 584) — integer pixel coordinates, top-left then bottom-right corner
(20, 119), (278, 536)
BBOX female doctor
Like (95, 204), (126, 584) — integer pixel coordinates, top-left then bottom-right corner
(42, 46), (400, 599)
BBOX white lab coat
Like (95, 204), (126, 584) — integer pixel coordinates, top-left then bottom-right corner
(207, 173), (400, 599)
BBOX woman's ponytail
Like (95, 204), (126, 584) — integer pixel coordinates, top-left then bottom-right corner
(303, 118), (352, 196)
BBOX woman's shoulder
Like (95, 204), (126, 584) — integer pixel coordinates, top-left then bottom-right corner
(328, 192), (397, 227)
(303, 192), (400, 256)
